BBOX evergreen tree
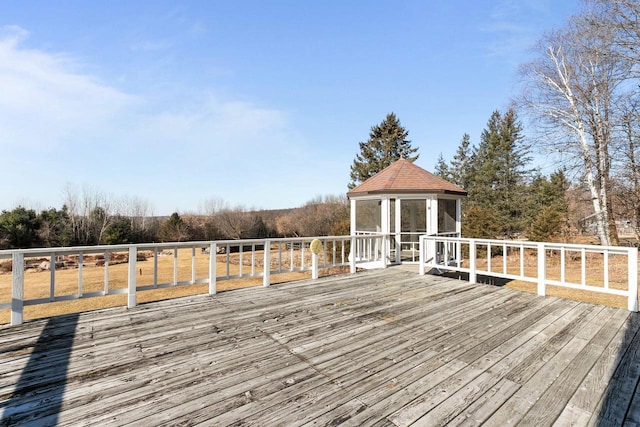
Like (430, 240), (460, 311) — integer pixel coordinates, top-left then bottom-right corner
(103, 215), (135, 244)
(159, 212), (191, 242)
(37, 207), (72, 247)
(449, 133), (474, 189)
(462, 205), (503, 239)
(0, 206), (39, 249)
(467, 108), (532, 238)
(434, 153), (452, 181)
(348, 113), (418, 189)
(525, 170), (570, 241)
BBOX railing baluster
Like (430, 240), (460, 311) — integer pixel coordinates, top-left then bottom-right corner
(251, 244), (256, 276)
(503, 243), (507, 275)
(287, 242), (292, 271)
(469, 240), (477, 284)
(604, 251), (609, 289)
(226, 245), (230, 277)
(173, 246), (178, 286)
(103, 251), (109, 295)
(239, 245), (244, 277)
(350, 236), (356, 274)
(153, 247), (158, 287)
(333, 240), (337, 267)
(323, 239), (328, 268)
(581, 248), (586, 287)
(128, 246), (137, 308)
(191, 246), (196, 284)
(50, 254), (55, 301)
(561, 247), (565, 283)
(79, 252), (84, 295)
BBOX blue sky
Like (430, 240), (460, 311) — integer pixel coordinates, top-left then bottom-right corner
(0, 0), (580, 215)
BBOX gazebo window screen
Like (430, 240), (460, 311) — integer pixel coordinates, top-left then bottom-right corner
(390, 199), (396, 233)
(355, 199), (381, 232)
(438, 199), (457, 233)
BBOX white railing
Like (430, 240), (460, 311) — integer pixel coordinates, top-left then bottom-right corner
(419, 236), (639, 312)
(0, 235), (388, 326)
(352, 232), (392, 267)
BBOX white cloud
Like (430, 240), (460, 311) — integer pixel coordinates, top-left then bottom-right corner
(0, 26), (309, 213)
(0, 25), (137, 149)
(480, 0), (558, 60)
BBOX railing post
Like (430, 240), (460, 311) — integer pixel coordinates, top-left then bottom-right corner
(537, 243), (546, 296)
(312, 253), (318, 279)
(381, 235), (388, 269)
(209, 243), (217, 295)
(419, 236), (425, 275)
(628, 247), (638, 312)
(263, 240), (271, 287)
(469, 239), (477, 284)
(11, 252), (24, 326)
(350, 236), (356, 274)
(310, 238), (322, 280)
(128, 246), (137, 308)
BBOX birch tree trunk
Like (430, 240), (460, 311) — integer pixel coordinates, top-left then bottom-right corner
(519, 14), (630, 246)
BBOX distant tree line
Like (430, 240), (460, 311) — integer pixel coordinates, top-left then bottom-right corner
(0, 193), (349, 250)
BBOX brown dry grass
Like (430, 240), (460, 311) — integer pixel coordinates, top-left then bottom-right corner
(471, 248), (633, 309)
(0, 249), (325, 325)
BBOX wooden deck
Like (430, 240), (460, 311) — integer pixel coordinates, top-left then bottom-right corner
(1, 267), (640, 426)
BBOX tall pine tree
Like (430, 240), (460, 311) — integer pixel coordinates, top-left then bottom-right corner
(434, 154), (452, 182)
(525, 171), (570, 241)
(467, 108), (532, 238)
(348, 113), (419, 189)
(449, 133), (474, 189)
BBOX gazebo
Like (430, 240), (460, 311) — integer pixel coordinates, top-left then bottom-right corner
(347, 158), (467, 264)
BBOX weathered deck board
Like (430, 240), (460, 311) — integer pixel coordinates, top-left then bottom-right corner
(1, 267), (640, 426)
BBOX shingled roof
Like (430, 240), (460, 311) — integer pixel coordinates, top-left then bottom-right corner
(347, 158), (467, 197)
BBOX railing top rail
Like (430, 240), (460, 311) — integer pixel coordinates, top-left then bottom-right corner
(419, 235), (636, 254)
(0, 234), (369, 258)
(353, 231), (392, 236)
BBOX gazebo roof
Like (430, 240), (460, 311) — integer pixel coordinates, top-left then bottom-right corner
(347, 158), (467, 197)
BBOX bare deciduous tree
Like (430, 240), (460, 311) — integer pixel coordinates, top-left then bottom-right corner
(63, 184), (115, 245)
(520, 12), (632, 245)
(589, 0), (640, 69)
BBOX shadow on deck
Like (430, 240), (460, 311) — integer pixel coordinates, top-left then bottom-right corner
(1, 267), (640, 425)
